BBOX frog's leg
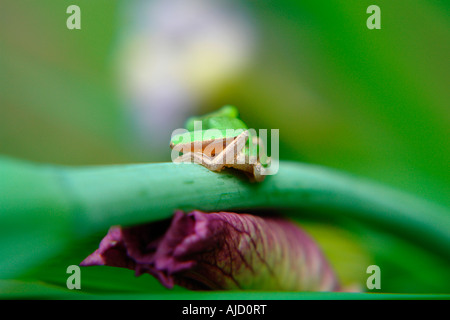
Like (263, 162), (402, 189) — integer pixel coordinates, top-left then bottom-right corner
(211, 131), (248, 167)
(173, 152), (224, 171)
(227, 131), (266, 182)
(232, 135), (267, 182)
(252, 163), (266, 182)
(227, 161), (265, 182)
(174, 131), (249, 172)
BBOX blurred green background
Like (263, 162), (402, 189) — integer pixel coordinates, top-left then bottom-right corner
(1, 0), (448, 205)
(0, 0), (449, 296)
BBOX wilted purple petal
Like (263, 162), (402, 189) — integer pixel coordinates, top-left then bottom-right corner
(81, 211), (340, 291)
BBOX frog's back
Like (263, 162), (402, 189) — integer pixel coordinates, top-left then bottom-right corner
(202, 117), (247, 130)
(185, 105), (247, 131)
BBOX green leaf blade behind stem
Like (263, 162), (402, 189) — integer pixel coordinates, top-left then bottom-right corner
(1, 279), (449, 300)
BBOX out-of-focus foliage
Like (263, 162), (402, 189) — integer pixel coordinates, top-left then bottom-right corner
(1, 0), (448, 204)
(0, 0), (449, 297)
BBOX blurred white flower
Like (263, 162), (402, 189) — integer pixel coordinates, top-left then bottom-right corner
(114, 0), (255, 156)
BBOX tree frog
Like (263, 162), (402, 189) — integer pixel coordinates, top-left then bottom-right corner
(170, 105), (270, 182)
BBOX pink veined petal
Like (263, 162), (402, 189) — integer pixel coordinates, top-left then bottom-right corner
(80, 211), (340, 291)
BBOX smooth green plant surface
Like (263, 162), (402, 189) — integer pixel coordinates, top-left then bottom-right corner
(1, 279), (449, 300)
(1, 156), (449, 299)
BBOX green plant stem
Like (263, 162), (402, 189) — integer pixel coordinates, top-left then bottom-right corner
(1, 156), (449, 265)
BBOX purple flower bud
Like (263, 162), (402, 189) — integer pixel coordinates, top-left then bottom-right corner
(81, 211), (340, 291)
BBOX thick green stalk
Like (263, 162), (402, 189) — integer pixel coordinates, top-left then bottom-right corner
(0, 156), (449, 278)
